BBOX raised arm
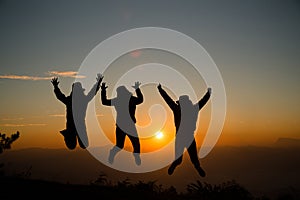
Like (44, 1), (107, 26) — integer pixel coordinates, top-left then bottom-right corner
(198, 88), (211, 110)
(51, 77), (67, 104)
(100, 82), (112, 106)
(131, 81), (143, 105)
(86, 73), (104, 101)
(157, 84), (177, 110)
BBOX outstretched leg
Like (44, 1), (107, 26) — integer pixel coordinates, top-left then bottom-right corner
(187, 139), (206, 177)
(108, 126), (126, 164)
(168, 137), (184, 175)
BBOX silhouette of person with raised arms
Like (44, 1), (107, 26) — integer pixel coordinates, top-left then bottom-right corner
(51, 73), (103, 150)
(101, 81), (143, 165)
(157, 83), (211, 177)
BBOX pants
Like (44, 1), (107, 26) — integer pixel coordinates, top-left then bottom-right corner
(115, 125), (140, 153)
(172, 138), (201, 168)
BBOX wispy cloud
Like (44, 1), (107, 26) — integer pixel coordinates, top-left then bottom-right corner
(0, 71), (85, 81)
(1, 123), (47, 127)
(1, 117), (25, 121)
(49, 114), (65, 117)
(48, 71), (85, 78)
(0, 75), (51, 81)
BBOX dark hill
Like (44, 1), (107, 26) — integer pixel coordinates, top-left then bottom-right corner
(274, 138), (300, 148)
(1, 145), (299, 199)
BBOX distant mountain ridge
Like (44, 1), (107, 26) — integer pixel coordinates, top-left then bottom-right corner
(274, 137), (300, 147)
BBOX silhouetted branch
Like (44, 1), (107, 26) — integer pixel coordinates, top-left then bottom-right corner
(0, 131), (20, 154)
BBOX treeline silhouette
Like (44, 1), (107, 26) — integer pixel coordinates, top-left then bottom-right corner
(2, 171), (295, 200)
(0, 176), (256, 199)
(0, 131), (20, 176)
(89, 174), (259, 200)
(0, 131), (20, 154)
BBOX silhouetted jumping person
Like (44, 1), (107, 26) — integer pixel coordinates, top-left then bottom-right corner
(157, 83), (211, 177)
(101, 81), (143, 165)
(51, 73), (103, 150)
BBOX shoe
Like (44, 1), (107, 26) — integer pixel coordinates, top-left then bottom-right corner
(108, 149), (116, 164)
(134, 153), (141, 166)
(60, 129), (68, 137)
(196, 166), (206, 177)
(108, 147), (122, 164)
(168, 163), (177, 175)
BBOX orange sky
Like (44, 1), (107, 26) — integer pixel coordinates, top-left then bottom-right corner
(1, 48), (300, 152)
(0, 1), (300, 151)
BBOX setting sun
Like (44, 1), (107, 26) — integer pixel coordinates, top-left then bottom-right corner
(155, 131), (164, 139)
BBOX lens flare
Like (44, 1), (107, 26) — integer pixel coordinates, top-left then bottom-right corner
(155, 131), (164, 139)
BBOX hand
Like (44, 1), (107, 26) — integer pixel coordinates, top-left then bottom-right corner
(51, 77), (59, 87)
(208, 87), (212, 95)
(132, 81), (141, 90)
(101, 82), (108, 90)
(96, 73), (104, 82)
(157, 83), (162, 90)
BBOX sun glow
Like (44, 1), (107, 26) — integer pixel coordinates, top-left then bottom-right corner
(155, 131), (164, 139)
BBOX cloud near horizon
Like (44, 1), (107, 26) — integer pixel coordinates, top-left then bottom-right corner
(0, 71), (85, 81)
(47, 71), (85, 78)
(0, 123), (47, 127)
(48, 114), (65, 117)
(1, 117), (25, 121)
(0, 75), (52, 81)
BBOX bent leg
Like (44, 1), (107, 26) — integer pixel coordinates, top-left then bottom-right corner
(108, 126), (126, 164)
(60, 129), (77, 150)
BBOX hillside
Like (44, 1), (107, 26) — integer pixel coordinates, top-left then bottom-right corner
(1, 145), (299, 199)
